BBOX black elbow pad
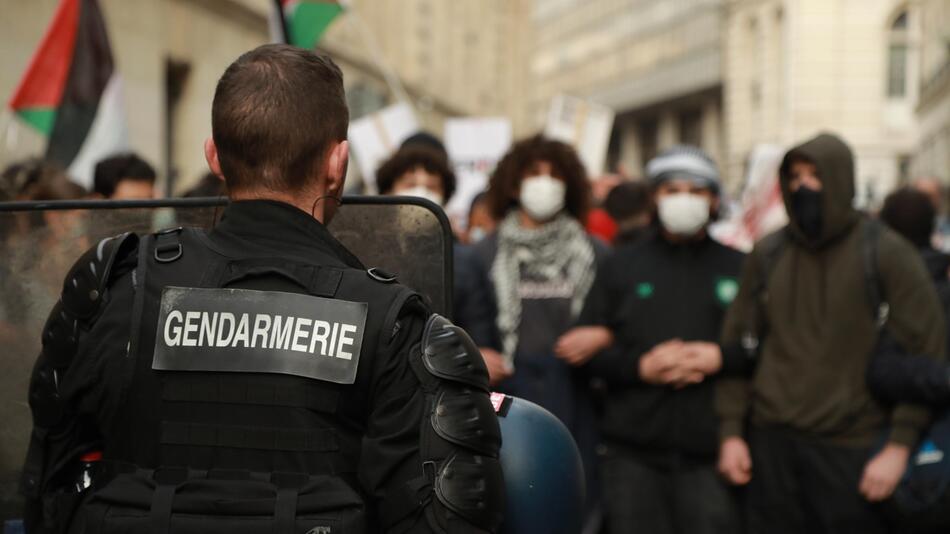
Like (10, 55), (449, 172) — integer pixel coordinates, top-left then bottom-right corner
(22, 233), (138, 496)
(414, 314), (505, 533)
(31, 233), (137, 425)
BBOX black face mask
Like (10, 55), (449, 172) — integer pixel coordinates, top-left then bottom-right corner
(790, 187), (823, 240)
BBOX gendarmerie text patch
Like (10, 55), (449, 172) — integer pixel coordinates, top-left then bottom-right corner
(153, 286), (367, 384)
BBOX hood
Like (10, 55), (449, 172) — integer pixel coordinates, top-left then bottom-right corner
(779, 133), (859, 247)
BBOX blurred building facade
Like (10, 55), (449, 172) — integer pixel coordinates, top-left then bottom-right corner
(0, 0), (530, 194)
(914, 0), (950, 181)
(320, 0), (533, 135)
(724, 0), (923, 204)
(529, 0), (727, 178)
(2, 0), (944, 198)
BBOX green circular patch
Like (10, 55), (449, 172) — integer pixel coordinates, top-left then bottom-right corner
(716, 277), (739, 305)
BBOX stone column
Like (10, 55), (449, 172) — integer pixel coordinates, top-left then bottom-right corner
(619, 118), (643, 176)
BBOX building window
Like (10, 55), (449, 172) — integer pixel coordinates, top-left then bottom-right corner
(887, 10), (909, 98)
(606, 126), (621, 173)
(750, 81), (762, 108)
(898, 154), (912, 183)
(678, 109), (702, 147)
(888, 45), (908, 97)
(892, 11), (908, 29)
(638, 118), (659, 167)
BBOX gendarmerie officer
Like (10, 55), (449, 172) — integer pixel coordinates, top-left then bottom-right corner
(21, 44), (503, 534)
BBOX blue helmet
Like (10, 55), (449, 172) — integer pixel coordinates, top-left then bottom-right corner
(494, 394), (586, 534)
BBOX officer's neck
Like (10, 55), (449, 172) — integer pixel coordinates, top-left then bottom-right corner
(229, 190), (331, 225)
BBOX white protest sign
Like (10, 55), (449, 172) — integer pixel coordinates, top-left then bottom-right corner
(543, 94), (614, 177)
(348, 102), (418, 193)
(444, 117), (512, 226)
(709, 144), (787, 252)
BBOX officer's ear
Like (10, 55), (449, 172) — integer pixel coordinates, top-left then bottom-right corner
(325, 140), (349, 195)
(204, 138), (225, 180)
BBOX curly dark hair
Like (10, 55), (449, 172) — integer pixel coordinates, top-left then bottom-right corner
(375, 146), (456, 202)
(485, 134), (590, 221)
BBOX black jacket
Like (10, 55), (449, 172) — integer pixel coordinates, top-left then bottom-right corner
(867, 246), (950, 406)
(23, 200), (465, 533)
(921, 247), (950, 285)
(579, 229), (745, 463)
(453, 243), (501, 350)
(718, 134), (945, 448)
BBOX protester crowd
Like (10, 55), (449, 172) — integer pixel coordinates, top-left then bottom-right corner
(2, 126), (950, 534)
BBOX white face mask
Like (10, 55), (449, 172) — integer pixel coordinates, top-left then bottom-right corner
(519, 175), (566, 221)
(657, 193), (711, 236)
(399, 185), (444, 207)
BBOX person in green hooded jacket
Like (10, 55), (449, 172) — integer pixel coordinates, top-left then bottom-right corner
(715, 132), (946, 533)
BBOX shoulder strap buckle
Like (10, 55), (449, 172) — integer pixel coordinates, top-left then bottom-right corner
(154, 227), (183, 263)
(367, 267), (398, 283)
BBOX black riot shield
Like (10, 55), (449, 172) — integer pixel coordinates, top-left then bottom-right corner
(0, 196), (452, 523)
(328, 196), (453, 315)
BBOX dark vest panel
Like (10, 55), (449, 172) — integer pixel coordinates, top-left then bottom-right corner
(94, 227), (413, 533)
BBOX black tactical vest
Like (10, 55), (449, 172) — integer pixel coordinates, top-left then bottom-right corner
(83, 227), (416, 534)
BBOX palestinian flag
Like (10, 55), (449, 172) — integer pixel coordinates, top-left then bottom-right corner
(7, 0), (128, 189)
(271, 0), (345, 50)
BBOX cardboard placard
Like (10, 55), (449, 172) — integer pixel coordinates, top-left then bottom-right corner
(444, 117), (512, 225)
(544, 94), (615, 177)
(348, 103), (418, 193)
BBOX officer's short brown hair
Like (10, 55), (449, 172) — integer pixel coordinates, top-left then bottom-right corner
(211, 44), (349, 193)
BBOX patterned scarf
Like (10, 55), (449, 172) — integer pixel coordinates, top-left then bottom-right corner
(491, 211), (596, 360)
